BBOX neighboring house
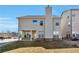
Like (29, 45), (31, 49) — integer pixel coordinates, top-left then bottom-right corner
(60, 9), (79, 39)
(17, 6), (61, 41)
(0, 32), (18, 39)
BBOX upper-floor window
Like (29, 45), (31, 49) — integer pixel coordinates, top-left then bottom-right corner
(40, 21), (43, 26)
(72, 14), (75, 17)
(67, 16), (69, 19)
(33, 20), (37, 22)
(56, 22), (59, 26)
(32, 20), (37, 24)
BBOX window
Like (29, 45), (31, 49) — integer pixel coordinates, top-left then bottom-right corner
(33, 20), (37, 24)
(40, 21), (43, 26)
(67, 16), (69, 19)
(42, 34), (44, 38)
(68, 22), (71, 26)
(33, 20), (37, 22)
(38, 34), (41, 38)
(38, 34), (44, 38)
(72, 14), (75, 17)
(56, 22), (59, 26)
(73, 34), (75, 37)
(76, 34), (79, 37)
(53, 31), (59, 35)
(66, 34), (70, 38)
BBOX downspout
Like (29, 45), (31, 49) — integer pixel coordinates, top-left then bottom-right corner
(70, 9), (72, 40)
(44, 17), (45, 40)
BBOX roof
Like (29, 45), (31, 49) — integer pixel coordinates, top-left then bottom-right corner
(17, 15), (60, 20)
(18, 15), (45, 19)
(61, 9), (79, 17)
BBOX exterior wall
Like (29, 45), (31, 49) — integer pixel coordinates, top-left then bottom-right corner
(18, 6), (61, 40)
(19, 18), (33, 30)
(19, 18), (44, 31)
(60, 10), (71, 38)
(18, 17), (45, 39)
(18, 16), (61, 40)
(53, 17), (61, 38)
(72, 10), (79, 34)
(18, 6), (79, 40)
(60, 9), (79, 39)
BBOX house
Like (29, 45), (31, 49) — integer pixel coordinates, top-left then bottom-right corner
(17, 6), (61, 41)
(0, 32), (18, 39)
(60, 9), (79, 39)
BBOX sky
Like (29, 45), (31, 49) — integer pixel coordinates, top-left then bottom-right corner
(1, 5), (79, 32)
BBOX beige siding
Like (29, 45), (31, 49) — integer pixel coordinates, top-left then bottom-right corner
(18, 15), (61, 39)
(72, 10), (79, 34)
(19, 18), (33, 30)
(60, 10), (71, 38)
(60, 10), (79, 38)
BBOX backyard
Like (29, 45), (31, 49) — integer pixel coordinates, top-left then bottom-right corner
(0, 40), (79, 53)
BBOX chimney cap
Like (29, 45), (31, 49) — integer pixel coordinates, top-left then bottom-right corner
(46, 5), (52, 8)
(47, 5), (50, 7)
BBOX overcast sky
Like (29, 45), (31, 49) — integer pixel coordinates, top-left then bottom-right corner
(0, 5), (79, 32)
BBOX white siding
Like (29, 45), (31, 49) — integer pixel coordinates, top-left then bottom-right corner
(45, 6), (53, 38)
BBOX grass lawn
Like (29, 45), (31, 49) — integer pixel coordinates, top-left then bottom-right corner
(0, 40), (75, 53)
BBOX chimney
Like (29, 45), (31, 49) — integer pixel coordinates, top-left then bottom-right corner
(44, 5), (53, 39)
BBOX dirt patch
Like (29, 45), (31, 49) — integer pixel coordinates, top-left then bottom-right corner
(4, 47), (79, 53)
